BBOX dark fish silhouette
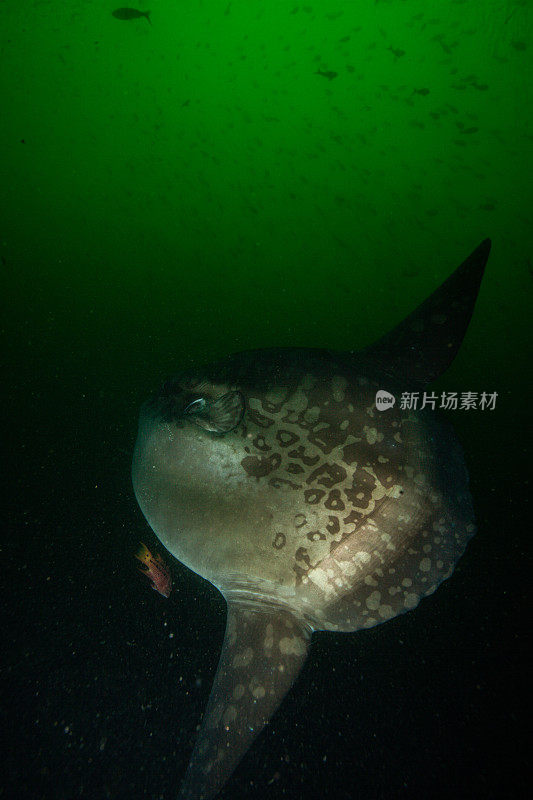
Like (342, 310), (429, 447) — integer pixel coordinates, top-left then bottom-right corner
(315, 70), (338, 81)
(112, 8), (151, 25)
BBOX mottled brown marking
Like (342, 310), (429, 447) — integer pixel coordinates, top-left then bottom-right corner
(276, 429), (299, 447)
(342, 509), (365, 529)
(293, 563), (308, 584)
(326, 515), (340, 534)
(308, 422), (351, 455)
(307, 462), (347, 488)
(372, 457), (396, 487)
(288, 445), (320, 466)
(273, 532), (286, 550)
(342, 442), (360, 465)
(268, 477), (301, 490)
(262, 399), (286, 413)
(304, 488), (326, 504)
(307, 530), (326, 541)
(247, 408), (275, 428)
(282, 409), (310, 427)
(325, 489), (345, 510)
(241, 452), (281, 478)
(343, 468), (376, 508)
(286, 462), (305, 475)
(253, 434), (271, 452)
(295, 546), (312, 568)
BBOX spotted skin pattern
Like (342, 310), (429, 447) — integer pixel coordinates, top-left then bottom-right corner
(235, 369), (474, 632)
(132, 240), (491, 799)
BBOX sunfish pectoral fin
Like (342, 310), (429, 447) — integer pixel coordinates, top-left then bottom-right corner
(178, 600), (312, 800)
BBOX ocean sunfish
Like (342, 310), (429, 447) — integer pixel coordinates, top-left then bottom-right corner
(132, 239), (491, 799)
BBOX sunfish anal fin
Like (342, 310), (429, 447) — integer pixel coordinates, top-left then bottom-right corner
(178, 600), (312, 800)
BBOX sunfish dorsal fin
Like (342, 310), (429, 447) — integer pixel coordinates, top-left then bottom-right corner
(357, 238), (491, 386)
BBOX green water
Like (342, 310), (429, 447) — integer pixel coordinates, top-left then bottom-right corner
(3, 1), (531, 394)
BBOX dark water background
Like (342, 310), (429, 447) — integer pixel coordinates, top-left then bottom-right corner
(2, 2), (531, 798)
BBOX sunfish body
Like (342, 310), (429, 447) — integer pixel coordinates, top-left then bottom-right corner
(132, 239), (491, 799)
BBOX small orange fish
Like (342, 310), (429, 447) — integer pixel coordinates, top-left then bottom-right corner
(136, 542), (172, 597)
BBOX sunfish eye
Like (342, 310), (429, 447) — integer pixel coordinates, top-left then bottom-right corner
(183, 398), (207, 415)
(182, 391), (245, 433)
